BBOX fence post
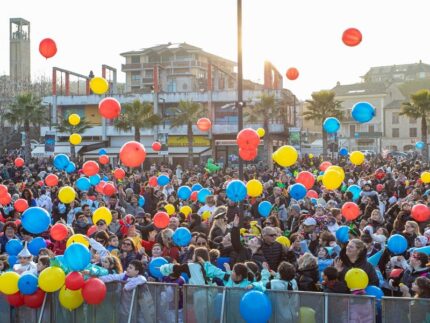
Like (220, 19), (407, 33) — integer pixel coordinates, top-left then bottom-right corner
(324, 293), (328, 323)
(37, 292), (48, 323)
(220, 288), (227, 323)
(127, 288), (137, 323)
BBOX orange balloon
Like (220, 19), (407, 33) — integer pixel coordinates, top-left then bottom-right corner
(14, 199), (28, 212)
(153, 212), (169, 229)
(119, 141), (146, 168)
(39, 38), (57, 59)
(45, 174), (59, 187)
(95, 181), (106, 194)
(50, 223), (68, 241)
(190, 191), (198, 202)
(197, 118), (212, 131)
(286, 67), (299, 80)
(342, 202), (360, 221)
(148, 176), (158, 187)
(342, 28), (362, 47)
(307, 190), (318, 199)
(98, 98), (121, 119)
(239, 148), (258, 161)
(152, 142), (162, 151)
(296, 171), (315, 190)
(87, 225), (97, 237)
(237, 128), (260, 150)
(103, 183), (117, 196)
(14, 158), (24, 167)
(0, 184), (7, 196)
(98, 155), (109, 165)
(82, 161), (99, 176)
(0, 193), (11, 205)
(113, 168), (125, 180)
(319, 161), (332, 172)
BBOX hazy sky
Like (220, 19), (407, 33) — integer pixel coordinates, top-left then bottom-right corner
(2, 0), (429, 100)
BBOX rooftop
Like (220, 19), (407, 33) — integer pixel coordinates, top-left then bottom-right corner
(332, 82), (389, 97)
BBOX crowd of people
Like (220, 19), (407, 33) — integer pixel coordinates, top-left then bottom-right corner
(1, 149), (430, 321)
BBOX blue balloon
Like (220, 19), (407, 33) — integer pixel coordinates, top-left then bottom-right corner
(311, 198), (317, 205)
(21, 207), (51, 234)
(351, 102), (375, 123)
(339, 148), (348, 156)
(258, 201), (272, 218)
(5, 239), (23, 256)
(197, 188), (212, 203)
(240, 290), (272, 323)
(414, 246), (430, 255)
(28, 237), (47, 256)
(18, 273), (39, 295)
(289, 183), (307, 200)
(64, 243), (91, 271)
(76, 177), (91, 191)
(55, 255), (68, 268)
(8, 255), (17, 266)
(387, 234), (408, 255)
(89, 174), (101, 186)
(149, 257), (168, 279)
(416, 141), (425, 150)
(191, 183), (203, 192)
(226, 180), (247, 202)
(65, 162), (76, 174)
(172, 227), (192, 247)
(99, 149), (107, 156)
(347, 185), (361, 201)
(336, 226), (350, 243)
(365, 285), (383, 300)
(103, 176), (109, 181)
(323, 117), (340, 134)
(53, 154), (70, 170)
(216, 257), (231, 270)
(157, 174), (170, 186)
(138, 195), (145, 207)
(178, 186), (192, 200)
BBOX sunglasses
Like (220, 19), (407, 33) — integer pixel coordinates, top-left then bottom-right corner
(196, 242), (206, 246)
(267, 234), (277, 237)
(97, 223), (105, 226)
(122, 242), (132, 246)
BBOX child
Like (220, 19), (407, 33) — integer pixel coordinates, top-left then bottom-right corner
(161, 260), (186, 323)
(13, 243), (37, 275)
(107, 235), (120, 255)
(322, 266), (349, 294)
(37, 256), (50, 274)
(265, 261), (298, 291)
(100, 255), (123, 274)
(317, 247), (333, 282)
(0, 255), (10, 273)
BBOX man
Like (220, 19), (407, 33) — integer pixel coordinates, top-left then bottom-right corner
(36, 189), (53, 213)
(197, 195), (217, 217)
(82, 204), (93, 224)
(261, 226), (287, 270)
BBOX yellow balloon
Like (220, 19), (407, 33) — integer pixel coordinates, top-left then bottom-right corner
(322, 169), (343, 190)
(326, 165), (345, 182)
(92, 207), (112, 225)
(68, 114), (80, 126)
(246, 179), (263, 197)
(299, 307), (316, 323)
(273, 145), (298, 167)
(350, 151), (365, 166)
(276, 236), (291, 247)
(59, 285), (84, 310)
(256, 128), (265, 138)
(421, 171), (430, 184)
(90, 77), (109, 95)
(345, 268), (369, 290)
(69, 133), (82, 145)
(317, 175), (323, 182)
(58, 186), (76, 204)
(39, 266), (66, 292)
(0, 271), (20, 295)
(309, 153), (314, 159)
(202, 210), (211, 221)
(66, 234), (90, 248)
(165, 204), (176, 216)
(179, 205), (192, 217)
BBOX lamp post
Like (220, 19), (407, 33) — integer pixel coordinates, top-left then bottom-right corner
(237, 0), (244, 180)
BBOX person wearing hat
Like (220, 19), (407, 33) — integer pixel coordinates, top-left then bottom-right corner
(209, 210), (228, 242)
(13, 242), (37, 275)
(0, 221), (19, 253)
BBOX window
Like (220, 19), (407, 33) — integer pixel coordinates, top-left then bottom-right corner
(131, 56), (140, 64)
(410, 117), (417, 124)
(349, 125), (356, 138)
(131, 72), (140, 81)
(392, 128), (400, 138)
(392, 112), (399, 124)
(410, 128), (417, 137)
(368, 125), (375, 133)
(144, 69), (153, 78)
(419, 72), (426, 79)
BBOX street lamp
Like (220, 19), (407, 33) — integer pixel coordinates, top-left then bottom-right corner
(237, 0), (244, 180)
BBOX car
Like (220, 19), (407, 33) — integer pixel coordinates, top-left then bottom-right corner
(386, 151), (408, 159)
(361, 150), (377, 157)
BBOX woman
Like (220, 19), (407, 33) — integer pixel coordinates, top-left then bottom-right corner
(189, 213), (208, 234)
(119, 237), (140, 270)
(402, 221), (421, 248)
(21, 188), (37, 207)
(334, 239), (379, 287)
(296, 253), (319, 291)
(160, 228), (180, 261)
(208, 212), (228, 242)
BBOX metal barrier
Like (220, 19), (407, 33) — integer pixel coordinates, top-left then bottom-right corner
(382, 296), (430, 323)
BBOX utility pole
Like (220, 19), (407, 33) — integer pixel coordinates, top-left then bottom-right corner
(237, 0), (244, 180)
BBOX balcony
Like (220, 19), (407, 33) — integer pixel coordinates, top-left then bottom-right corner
(121, 63), (142, 71)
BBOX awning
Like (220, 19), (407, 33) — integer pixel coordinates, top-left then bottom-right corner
(31, 145), (82, 157)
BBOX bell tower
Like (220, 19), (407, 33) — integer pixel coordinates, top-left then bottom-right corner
(10, 18), (31, 86)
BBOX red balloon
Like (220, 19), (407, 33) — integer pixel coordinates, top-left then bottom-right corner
(342, 28), (362, 47)
(50, 223), (68, 241)
(6, 292), (25, 307)
(98, 97), (121, 119)
(65, 272), (85, 291)
(39, 38), (57, 59)
(239, 148), (258, 161)
(103, 183), (117, 196)
(376, 184), (384, 192)
(236, 128), (260, 150)
(153, 212), (169, 229)
(14, 157), (24, 167)
(87, 225), (97, 236)
(82, 278), (107, 305)
(152, 142), (162, 151)
(286, 67), (299, 81)
(148, 176), (158, 187)
(296, 171), (315, 190)
(113, 168), (126, 180)
(411, 204), (430, 222)
(190, 191), (198, 202)
(45, 174), (59, 187)
(23, 289), (45, 309)
(319, 161), (332, 172)
(307, 190), (318, 199)
(119, 141), (146, 168)
(14, 198), (28, 212)
(341, 202), (360, 221)
(38, 180), (44, 187)
(197, 118), (212, 131)
(375, 169), (385, 180)
(99, 155), (110, 165)
(82, 161), (100, 176)
(0, 184), (7, 196)
(96, 181), (106, 194)
(0, 193), (11, 205)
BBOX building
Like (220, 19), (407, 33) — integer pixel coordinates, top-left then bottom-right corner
(362, 61), (430, 83)
(9, 18), (31, 86)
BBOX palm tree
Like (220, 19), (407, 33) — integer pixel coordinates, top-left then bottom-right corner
(245, 93), (277, 165)
(55, 116), (93, 159)
(114, 100), (161, 142)
(400, 89), (430, 160)
(169, 100), (204, 169)
(303, 90), (343, 157)
(4, 93), (47, 161)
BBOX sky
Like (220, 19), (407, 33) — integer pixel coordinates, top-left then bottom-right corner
(2, 0), (430, 100)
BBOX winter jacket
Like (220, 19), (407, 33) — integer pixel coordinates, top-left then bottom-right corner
(261, 240), (287, 270)
(337, 248), (379, 287)
(297, 266), (319, 291)
(230, 226), (267, 267)
(322, 280), (350, 294)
